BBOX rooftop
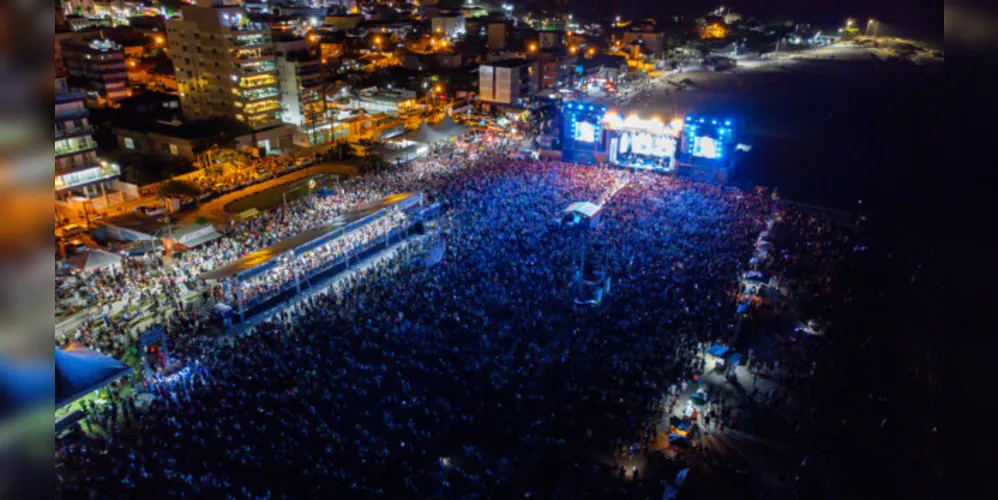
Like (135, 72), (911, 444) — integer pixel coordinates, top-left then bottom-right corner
(485, 58), (532, 68)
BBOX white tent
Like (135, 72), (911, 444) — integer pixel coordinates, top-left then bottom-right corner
(563, 202), (602, 220)
(431, 114), (469, 139)
(402, 120), (449, 145)
(64, 249), (122, 272)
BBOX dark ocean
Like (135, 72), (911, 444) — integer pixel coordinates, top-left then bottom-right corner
(720, 60), (943, 235)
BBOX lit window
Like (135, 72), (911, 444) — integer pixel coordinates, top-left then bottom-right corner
(169, 144), (179, 156)
(124, 137), (135, 149)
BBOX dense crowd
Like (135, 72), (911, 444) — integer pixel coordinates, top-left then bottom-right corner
(57, 139), (791, 498)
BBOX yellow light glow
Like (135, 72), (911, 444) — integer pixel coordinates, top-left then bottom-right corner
(528, 43), (537, 52)
(602, 112), (623, 127)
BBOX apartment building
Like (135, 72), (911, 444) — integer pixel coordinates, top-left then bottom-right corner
(431, 14), (466, 38)
(55, 77), (120, 203)
(478, 59), (539, 105)
(165, 0), (282, 131)
(60, 37), (131, 106)
(274, 38), (331, 146)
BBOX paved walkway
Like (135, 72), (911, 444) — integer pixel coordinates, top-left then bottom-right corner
(179, 162), (358, 225)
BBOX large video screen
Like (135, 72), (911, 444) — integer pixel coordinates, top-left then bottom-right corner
(574, 121), (597, 143)
(618, 131), (676, 158)
(692, 136), (720, 159)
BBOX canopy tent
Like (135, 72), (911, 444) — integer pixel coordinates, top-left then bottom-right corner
(171, 223), (223, 249)
(431, 114), (469, 138)
(563, 201), (602, 220)
(123, 239), (161, 257)
(517, 137), (540, 153)
(371, 142), (425, 163)
(402, 120), (449, 145)
(55, 343), (131, 409)
(705, 344), (731, 358)
(63, 249), (122, 272)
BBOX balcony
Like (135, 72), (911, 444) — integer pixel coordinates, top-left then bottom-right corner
(241, 88), (280, 101)
(55, 90), (86, 103)
(55, 162), (121, 191)
(231, 33), (271, 48)
(55, 137), (98, 157)
(236, 61), (277, 75)
(230, 22), (269, 33)
(239, 74), (278, 88)
(236, 50), (274, 62)
(244, 101), (282, 115)
(54, 125), (95, 140)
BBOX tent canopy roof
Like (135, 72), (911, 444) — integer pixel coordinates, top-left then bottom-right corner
(64, 248), (122, 272)
(564, 201), (602, 219)
(431, 114), (469, 138)
(55, 343), (130, 408)
(402, 120), (449, 144)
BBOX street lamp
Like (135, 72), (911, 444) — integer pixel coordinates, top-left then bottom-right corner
(846, 18), (854, 28)
(528, 42), (537, 53)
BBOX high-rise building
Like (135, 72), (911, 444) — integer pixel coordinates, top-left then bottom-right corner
(60, 37), (131, 107)
(274, 38), (330, 146)
(478, 59), (539, 105)
(166, 0), (282, 131)
(55, 77), (120, 204)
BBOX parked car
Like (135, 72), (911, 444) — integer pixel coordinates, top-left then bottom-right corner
(65, 239), (87, 254)
(134, 204), (167, 216)
(57, 223), (87, 239)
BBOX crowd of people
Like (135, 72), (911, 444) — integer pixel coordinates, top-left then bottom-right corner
(56, 133), (814, 498)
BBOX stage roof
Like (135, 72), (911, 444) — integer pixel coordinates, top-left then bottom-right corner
(199, 193), (419, 282)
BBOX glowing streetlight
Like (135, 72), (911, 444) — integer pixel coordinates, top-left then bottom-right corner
(528, 42), (537, 52)
(846, 18), (854, 27)
(154, 35), (164, 45)
(569, 46), (577, 55)
(434, 85), (442, 93)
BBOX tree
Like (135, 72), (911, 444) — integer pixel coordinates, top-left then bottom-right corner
(364, 154), (390, 173)
(157, 179), (202, 198)
(335, 141), (353, 161)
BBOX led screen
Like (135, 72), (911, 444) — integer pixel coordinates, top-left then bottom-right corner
(617, 132), (676, 158)
(692, 136), (719, 159)
(574, 121), (596, 143)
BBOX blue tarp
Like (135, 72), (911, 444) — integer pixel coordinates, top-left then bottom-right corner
(55, 344), (131, 409)
(706, 344), (730, 358)
(725, 352), (743, 367)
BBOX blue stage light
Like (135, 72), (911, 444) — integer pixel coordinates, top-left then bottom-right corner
(711, 119), (717, 125)
(725, 120), (732, 126)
